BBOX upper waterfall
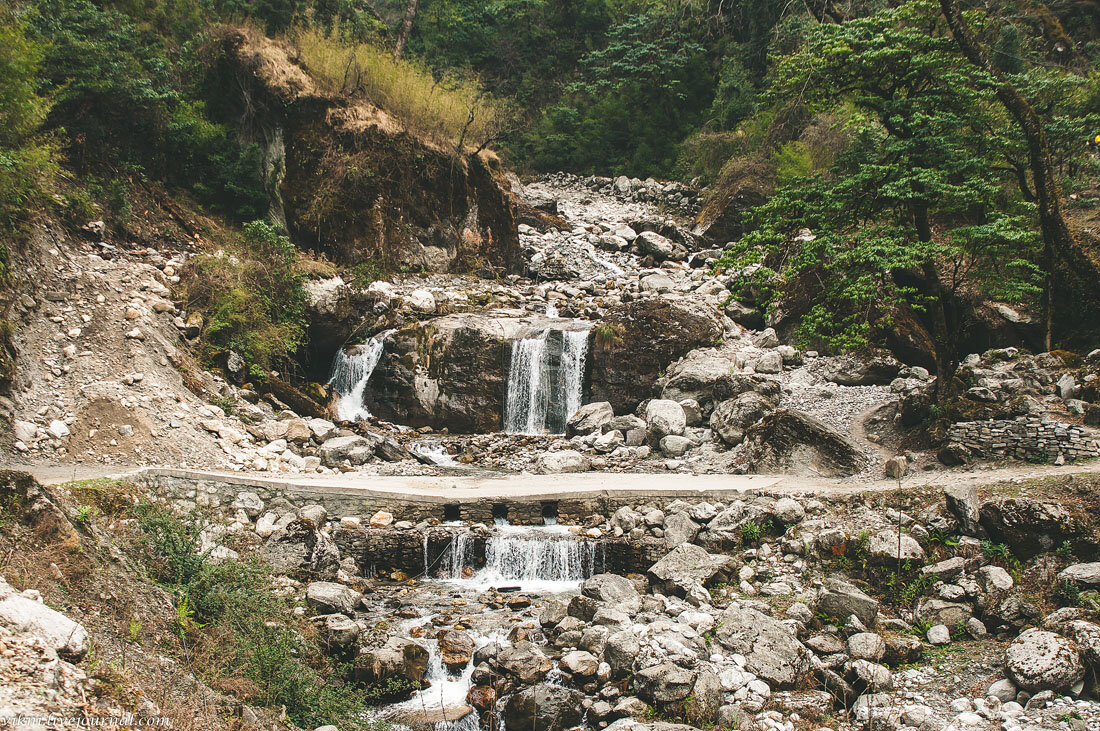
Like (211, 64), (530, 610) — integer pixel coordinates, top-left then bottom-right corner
(327, 333), (388, 422)
(503, 325), (590, 435)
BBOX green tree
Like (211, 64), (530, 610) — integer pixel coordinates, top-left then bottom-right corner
(718, 0), (1042, 399)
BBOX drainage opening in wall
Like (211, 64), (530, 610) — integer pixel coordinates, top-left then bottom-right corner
(541, 501), (559, 525)
(493, 504), (509, 523)
(444, 504), (460, 522)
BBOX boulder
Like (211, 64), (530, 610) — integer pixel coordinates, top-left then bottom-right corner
(497, 641), (553, 683)
(649, 544), (734, 593)
(915, 599), (972, 627)
(709, 392), (773, 447)
(354, 636), (430, 685)
(1058, 563), (1100, 588)
(684, 670), (722, 725)
(1004, 629), (1085, 692)
(848, 632), (886, 662)
(945, 485), (981, 536)
(979, 498), (1079, 558)
(319, 435), (374, 467)
(636, 231), (686, 262)
(504, 684), (584, 731)
(645, 400), (686, 444)
(605, 630), (641, 678)
(305, 581), (360, 615)
(866, 530), (925, 565)
(582, 574), (642, 615)
(715, 603), (811, 686)
(662, 513), (701, 548)
(823, 351), (902, 386)
(313, 613), (360, 649)
(590, 301), (723, 414)
(635, 663), (696, 703)
(536, 450), (591, 474)
(659, 435), (693, 456)
(817, 578), (879, 626)
(567, 402), (615, 437)
(560, 650), (599, 677)
(260, 519), (340, 580)
(0, 578), (89, 660)
(741, 409), (868, 477)
(662, 353), (780, 413)
(439, 629), (476, 668)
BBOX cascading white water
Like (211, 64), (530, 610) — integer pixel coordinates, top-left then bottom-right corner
(431, 525), (598, 593)
(503, 327), (590, 435)
(327, 336), (386, 422)
(503, 334), (550, 434)
(560, 329), (589, 425)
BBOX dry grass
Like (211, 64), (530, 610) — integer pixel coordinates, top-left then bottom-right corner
(292, 27), (507, 151)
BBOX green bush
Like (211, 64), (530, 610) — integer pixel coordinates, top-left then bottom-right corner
(178, 220), (308, 373)
(131, 502), (376, 729)
(0, 11), (57, 237)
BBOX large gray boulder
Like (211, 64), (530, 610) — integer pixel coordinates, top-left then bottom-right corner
(1058, 563), (1100, 588)
(661, 353), (780, 413)
(0, 577), (89, 660)
(715, 603), (811, 686)
(709, 392), (774, 447)
(305, 581), (360, 615)
(944, 485), (981, 536)
(261, 519), (340, 580)
(663, 512), (701, 548)
(816, 578), (879, 626)
(1004, 628), (1085, 692)
(497, 641), (554, 683)
(567, 402), (615, 437)
(582, 574), (642, 615)
(695, 500), (770, 552)
(740, 409), (868, 477)
(504, 684), (584, 731)
(634, 663), (696, 703)
(636, 231), (686, 262)
(605, 630), (641, 678)
(319, 435), (375, 466)
(866, 530), (925, 565)
(536, 450), (591, 474)
(645, 400), (687, 444)
(823, 351), (902, 385)
(649, 544), (734, 593)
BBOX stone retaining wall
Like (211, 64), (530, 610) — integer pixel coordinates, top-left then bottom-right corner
(135, 469), (747, 526)
(947, 417), (1100, 463)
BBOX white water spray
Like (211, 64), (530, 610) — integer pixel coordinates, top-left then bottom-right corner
(503, 327), (590, 435)
(327, 331), (391, 422)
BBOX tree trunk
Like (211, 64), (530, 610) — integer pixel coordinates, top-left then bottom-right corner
(939, 0), (1100, 349)
(912, 201), (955, 403)
(393, 0), (420, 61)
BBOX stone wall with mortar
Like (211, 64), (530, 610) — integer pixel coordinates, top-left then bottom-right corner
(946, 417), (1100, 463)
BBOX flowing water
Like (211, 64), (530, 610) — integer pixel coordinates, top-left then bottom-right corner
(428, 524), (600, 593)
(503, 327), (591, 435)
(327, 334), (389, 422)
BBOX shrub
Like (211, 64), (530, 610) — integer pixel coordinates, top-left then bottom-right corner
(0, 12), (57, 236)
(178, 220), (308, 373)
(131, 502), (375, 729)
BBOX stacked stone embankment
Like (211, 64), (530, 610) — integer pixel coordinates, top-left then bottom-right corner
(946, 417), (1100, 463)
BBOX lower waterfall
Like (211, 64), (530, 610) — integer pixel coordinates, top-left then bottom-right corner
(503, 328), (590, 435)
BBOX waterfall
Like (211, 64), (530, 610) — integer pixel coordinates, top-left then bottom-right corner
(503, 334), (549, 434)
(560, 329), (589, 425)
(327, 336), (385, 422)
(503, 326), (590, 435)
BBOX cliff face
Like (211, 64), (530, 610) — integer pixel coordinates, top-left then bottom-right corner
(219, 29), (521, 274)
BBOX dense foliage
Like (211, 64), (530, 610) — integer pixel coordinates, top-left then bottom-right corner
(179, 220), (308, 377)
